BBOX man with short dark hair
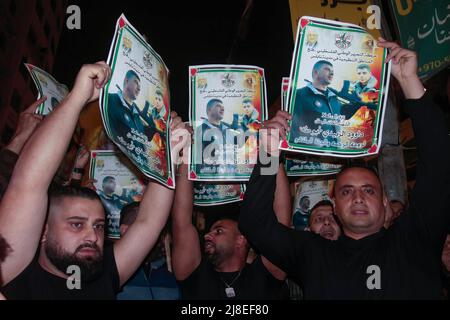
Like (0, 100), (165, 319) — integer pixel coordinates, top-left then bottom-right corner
(307, 200), (341, 241)
(98, 176), (127, 239)
(232, 99), (260, 133)
(107, 69), (145, 140)
(172, 164), (291, 299)
(0, 63), (188, 299)
(117, 202), (180, 300)
(290, 60), (342, 146)
(353, 64), (378, 97)
(196, 99), (237, 169)
(239, 41), (450, 299)
(141, 90), (168, 142)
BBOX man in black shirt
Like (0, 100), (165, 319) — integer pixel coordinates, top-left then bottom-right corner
(0, 63), (188, 299)
(171, 164), (291, 299)
(239, 40), (450, 299)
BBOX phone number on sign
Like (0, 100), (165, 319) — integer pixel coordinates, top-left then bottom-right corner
(419, 55), (450, 74)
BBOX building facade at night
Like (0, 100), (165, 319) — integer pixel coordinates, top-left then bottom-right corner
(0, 0), (68, 147)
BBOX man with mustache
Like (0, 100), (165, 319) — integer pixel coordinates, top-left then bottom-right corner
(0, 63), (187, 299)
(171, 164), (291, 299)
(239, 41), (450, 299)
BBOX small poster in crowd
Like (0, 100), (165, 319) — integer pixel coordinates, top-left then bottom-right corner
(189, 65), (267, 181)
(89, 150), (146, 239)
(25, 63), (69, 115)
(281, 77), (290, 110)
(292, 178), (335, 231)
(100, 14), (174, 188)
(285, 156), (342, 177)
(194, 182), (246, 206)
(282, 16), (391, 157)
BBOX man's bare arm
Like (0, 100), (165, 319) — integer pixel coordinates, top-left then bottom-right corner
(0, 62), (111, 285)
(114, 113), (191, 286)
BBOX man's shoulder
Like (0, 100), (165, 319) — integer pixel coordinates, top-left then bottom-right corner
(297, 86), (313, 96)
(108, 93), (121, 103)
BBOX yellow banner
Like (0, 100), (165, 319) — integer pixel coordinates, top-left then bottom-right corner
(289, 0), (382, 39)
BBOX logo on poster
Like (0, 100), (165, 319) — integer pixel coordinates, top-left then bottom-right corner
(221, 73), (235, 88)
(143, 51), (154, 70)
(335, 33), (352, 49)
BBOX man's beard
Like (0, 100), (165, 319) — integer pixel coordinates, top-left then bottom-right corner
(205, 243), (224, 268)
(45, 240), (103, 283)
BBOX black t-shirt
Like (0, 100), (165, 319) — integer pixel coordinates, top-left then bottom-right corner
(179, 256), (288, 300)
(1, 245), (120, 300)
(239, 93), (450, 299)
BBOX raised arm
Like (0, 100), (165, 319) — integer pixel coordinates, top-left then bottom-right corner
(378, 39), (450, 251)
(0, 62), (111, 285)
(113, 113), (190, 286)
(261, 164), (292, 280)
(0, 98), (45, 198)
(239, 111), (312, 279)
(170, 163), (202, 281)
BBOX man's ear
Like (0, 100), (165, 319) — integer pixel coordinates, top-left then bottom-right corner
(41, 224), (49, 244)
(382, 192), (388, 208)
(236, 234), (247, 248)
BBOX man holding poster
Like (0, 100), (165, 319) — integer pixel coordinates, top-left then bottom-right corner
(0, 62), (189, 300)
(240, 41), (450, 299)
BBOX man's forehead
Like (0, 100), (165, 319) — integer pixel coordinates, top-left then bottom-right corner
(311, 205), (333, 217)
(52, 197), (105, 220)
(336, 167), (381, 187)
(211, 219), (237, 230)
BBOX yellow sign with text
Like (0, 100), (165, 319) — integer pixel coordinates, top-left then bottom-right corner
(289, 0), (383, 39)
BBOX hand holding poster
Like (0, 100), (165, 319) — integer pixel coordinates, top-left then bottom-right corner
(194, 182), (245, 206)
(25, 64), (69, 115)
(100, 15), (174, 188)
(282, 17), (391, 158)
(189, 65), (267, 181)
(89, 150), (146, 239)
(390, 0), (450, 79)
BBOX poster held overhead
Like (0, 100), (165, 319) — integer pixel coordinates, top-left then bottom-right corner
(100, 14), (174, 189)
(282, 16), (391, 158)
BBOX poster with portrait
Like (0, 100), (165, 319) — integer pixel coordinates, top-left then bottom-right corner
(281, 77), (290, 111)
(189, 65), (267, 181)
(89, 150), (146, 239)
(282, 17), (391, 158)
(292, 178), (335, 231)
(194, 182), (246, 206)
(285, 156), (342, 177)
(25, 63), (69, 115)
(100, 14), (174, 189)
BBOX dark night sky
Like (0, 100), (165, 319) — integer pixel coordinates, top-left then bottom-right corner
(53, 1), (294, 120)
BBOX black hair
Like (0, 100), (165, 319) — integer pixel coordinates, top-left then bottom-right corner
(206, 99), (223, 113)
(102, 176), (115, 184)
(310, 200), (334, 215)
(49, 185), (101, 203)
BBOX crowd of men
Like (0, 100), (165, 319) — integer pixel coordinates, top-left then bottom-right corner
(0, 40), (449, 300)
